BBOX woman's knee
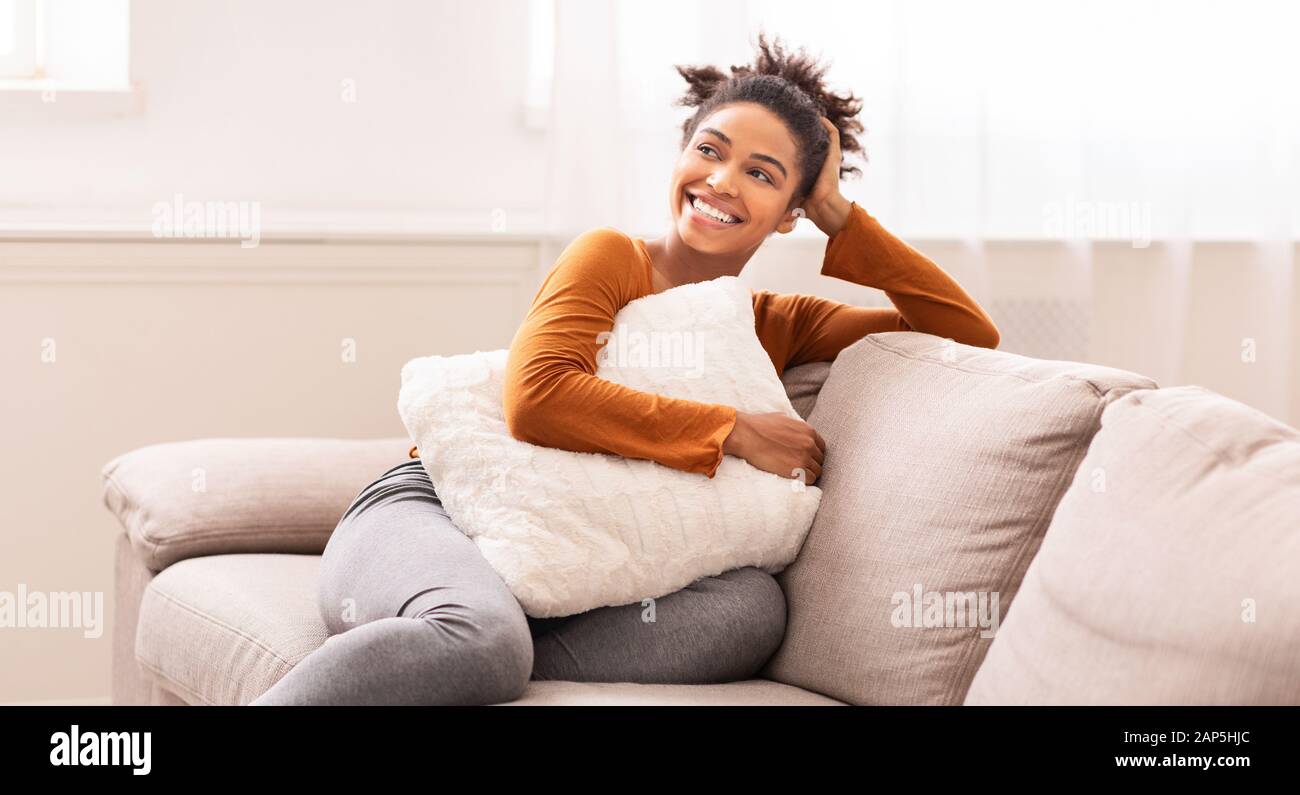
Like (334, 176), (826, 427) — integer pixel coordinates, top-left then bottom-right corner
(333, 613), (531, 705)
(714, 567), (788, 671)
(412, 603), (535, 703)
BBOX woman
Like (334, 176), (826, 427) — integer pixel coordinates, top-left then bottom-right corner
(250, 34), (998, 706)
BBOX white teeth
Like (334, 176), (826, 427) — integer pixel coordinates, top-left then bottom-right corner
(690, 195), (739, 224)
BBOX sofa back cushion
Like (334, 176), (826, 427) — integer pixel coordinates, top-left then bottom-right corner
(965, 385), (1300, 704)
(760, 331), (1157, 705)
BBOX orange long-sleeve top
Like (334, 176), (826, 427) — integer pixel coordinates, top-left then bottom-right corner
(409, 201), (1000, 477)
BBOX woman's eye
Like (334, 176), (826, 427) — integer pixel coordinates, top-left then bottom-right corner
(696, 143), (772, 185)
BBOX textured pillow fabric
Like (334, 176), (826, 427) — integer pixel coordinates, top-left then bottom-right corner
(759, 331), (1158, 705)
(965, 386), (1300, 705)
(397, 275), (822, 618)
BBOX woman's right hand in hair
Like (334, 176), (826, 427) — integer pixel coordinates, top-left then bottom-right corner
(723, 411), (826, 487)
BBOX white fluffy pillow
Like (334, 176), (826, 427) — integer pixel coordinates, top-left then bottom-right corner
(397, 275), (822, 618)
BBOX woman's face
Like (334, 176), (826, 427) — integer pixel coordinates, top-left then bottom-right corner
(668, 102), (805, 255)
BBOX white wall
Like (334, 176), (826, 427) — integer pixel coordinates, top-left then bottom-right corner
(0, 0), (549, 225)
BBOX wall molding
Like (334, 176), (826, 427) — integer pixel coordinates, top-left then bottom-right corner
(0, 238), (542, 284)
(0, 208), (549, 242)
(0, 237), (548, 327)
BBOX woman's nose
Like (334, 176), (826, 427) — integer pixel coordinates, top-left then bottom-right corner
(708, 170), (739, 196)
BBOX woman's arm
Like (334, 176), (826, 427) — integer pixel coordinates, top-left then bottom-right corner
(502, 228), (738, 478)
(761, 117), (999, 371)
(763, 199), (1000, 371)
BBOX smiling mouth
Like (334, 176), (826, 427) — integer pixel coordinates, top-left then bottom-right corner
(684, 191), (744, 225)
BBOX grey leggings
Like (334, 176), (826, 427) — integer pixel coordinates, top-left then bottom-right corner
(249, 459), (788, 705)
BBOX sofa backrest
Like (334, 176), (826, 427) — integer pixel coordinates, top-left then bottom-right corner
(965, 385), (1300, 704)
(763, 331), (1157, 705)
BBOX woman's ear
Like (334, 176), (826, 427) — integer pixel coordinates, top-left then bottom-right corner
(774, 201), (807, 235)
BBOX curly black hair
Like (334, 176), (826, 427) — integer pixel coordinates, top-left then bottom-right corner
(672, 30), (866, 208)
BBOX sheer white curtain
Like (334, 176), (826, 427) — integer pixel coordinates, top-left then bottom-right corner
(543, 0), (1298, 238)
(539, 0), (1299, 422)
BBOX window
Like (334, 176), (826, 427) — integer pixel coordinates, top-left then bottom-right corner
(0, 0), (38, 78)
(523, 0), (554, 130)
(0, 0), (129, 90)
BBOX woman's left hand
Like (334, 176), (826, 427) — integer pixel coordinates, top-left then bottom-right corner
(801, 117), (853, 237)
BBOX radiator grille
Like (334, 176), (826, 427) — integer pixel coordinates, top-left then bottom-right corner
(985, 298), (1092, 362)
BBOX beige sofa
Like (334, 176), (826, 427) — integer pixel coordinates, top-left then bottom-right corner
(100, 331), (1300, 706)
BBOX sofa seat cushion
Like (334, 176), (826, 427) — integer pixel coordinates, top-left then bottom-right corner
(136, 553), (328, 706)
(761, 331), (1158, 705)
(135, 552), (843, 706)
(965, 386), (1300, 705)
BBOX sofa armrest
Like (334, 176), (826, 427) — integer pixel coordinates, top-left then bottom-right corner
(101, 437), (412, 572)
